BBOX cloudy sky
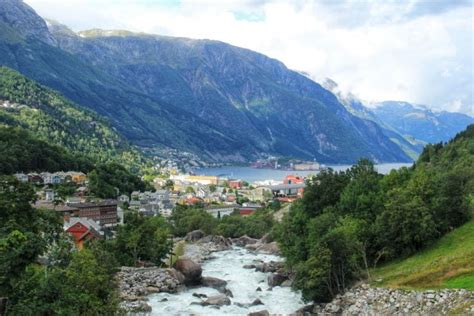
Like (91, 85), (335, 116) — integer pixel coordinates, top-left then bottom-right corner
(25, 0), (473, 115)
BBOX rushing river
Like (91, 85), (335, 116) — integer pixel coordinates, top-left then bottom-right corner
(148, 247), (306, 315)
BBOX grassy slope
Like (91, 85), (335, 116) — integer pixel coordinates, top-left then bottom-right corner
(371, 217), (474, 290)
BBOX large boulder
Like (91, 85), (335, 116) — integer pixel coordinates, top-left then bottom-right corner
(233, 235), (259, 247)
(185, 229), (205, 242)
(201, 276), (228, 293)
(173, 258), (202, 285)
(248, 242), (280, 255)
(202, 294), (231, 306)
(268, 272), (288, 287)
(199, 235), (233, 250)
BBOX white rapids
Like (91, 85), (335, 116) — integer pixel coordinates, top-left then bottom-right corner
(147, 247), (306, 315)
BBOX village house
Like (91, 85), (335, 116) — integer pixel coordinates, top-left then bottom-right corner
(64, 218), (102, 250)
(283, 175), (305, 185)
(228, 179), (243, 189)
(41, 172), (62, 185)
(28, 173), (44, 184)
(67, 171), (87, 185)
(67, 200), (118, 227)
(14, 173), (29, 182)
(33, 202), (79, 222)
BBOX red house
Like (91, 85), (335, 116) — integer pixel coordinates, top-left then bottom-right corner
(283, 175), (304, 185)
(64, 218), (102, 250)
(239, 208), (256, 216)
(228, 179), (242, 189)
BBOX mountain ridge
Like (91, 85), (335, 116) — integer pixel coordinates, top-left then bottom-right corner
(0, 0), (419, 163)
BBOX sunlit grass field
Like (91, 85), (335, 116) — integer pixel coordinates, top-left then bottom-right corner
(371, 218), (474, 290)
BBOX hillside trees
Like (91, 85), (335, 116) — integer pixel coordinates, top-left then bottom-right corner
(277, 126), (474, 302)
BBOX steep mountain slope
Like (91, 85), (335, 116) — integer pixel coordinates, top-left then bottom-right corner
(0, 0), (412, 163)
(322, 78), (424, 160)
(51, 26), (411, 163)
(0, 66), (145, 169)
(373, 101), (474, 144)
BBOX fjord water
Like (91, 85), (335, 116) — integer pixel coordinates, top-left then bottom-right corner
(148, 247), (305, 315)
(194, 163), (413, 182)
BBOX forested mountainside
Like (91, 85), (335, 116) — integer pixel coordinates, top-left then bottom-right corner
(277, 124), (474, 302)
(0, 67), (146, 171)
(0, 0), (412, 163)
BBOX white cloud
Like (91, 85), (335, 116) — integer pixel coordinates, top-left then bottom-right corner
(25, 0), (474, 116)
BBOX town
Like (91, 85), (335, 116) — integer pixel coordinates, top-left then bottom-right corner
(15, 169), (307, 249)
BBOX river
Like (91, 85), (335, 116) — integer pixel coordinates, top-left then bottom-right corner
(192, 163), (413, 183)
(147, 247), (306, 315)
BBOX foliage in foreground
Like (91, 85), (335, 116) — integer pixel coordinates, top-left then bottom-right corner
(0, 177), (121, 314)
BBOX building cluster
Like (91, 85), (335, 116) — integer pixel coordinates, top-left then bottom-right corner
(14, 171), (87, 185)
(26, 166), (308, 251)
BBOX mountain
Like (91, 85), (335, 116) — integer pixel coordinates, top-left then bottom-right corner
(0, 0), (412, 163)
(372, 101), (474, 144)
(0, 66), (146, 170)
(322, 78), (424, 160)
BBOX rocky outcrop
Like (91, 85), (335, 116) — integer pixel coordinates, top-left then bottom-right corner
(246, 241), (280, 255)
(201, 276), (228, 293)
(299, 284), (474, 315)
(255, 261), (283, 273)
(185, 229), (205, 242)
(0, 0), (57, 45)
(173, 258), (202, 285)
(232, 235), (259, 247)
(120, 300), (152, 313)
(268, 272), (289, 287)
(199, 235), (233, 250)
(117, 266), (183, 312)
(117, 267), (182, 299)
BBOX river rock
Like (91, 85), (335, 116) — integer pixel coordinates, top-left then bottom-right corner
(281, 279), (293, 287)
(201, 276), (228, 292)
(251, 298), (264, 306)
(185, 229), (205, 242)
(260, 233), (272, 244)
(202, 294), (231, 306)
(310, 283), (474, 315)
(243, 264), (256, 269)
(248, 310), (270, 316)
(193, 293), (207, 299)
(256, 261), (283, 273)
(174, 258), (202, 285)
(117, 267), (182, 299)
(121, 300), (152, 313)
(225, 288), (234, 297)
(268, 272), (288, 287)
(233, 235), (259, 246)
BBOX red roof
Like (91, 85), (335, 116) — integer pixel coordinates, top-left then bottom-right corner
(239, 209), (255, 216)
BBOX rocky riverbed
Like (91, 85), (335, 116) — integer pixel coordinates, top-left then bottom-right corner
(297, 283), (474, 315)
(118, 232), (286, 314)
